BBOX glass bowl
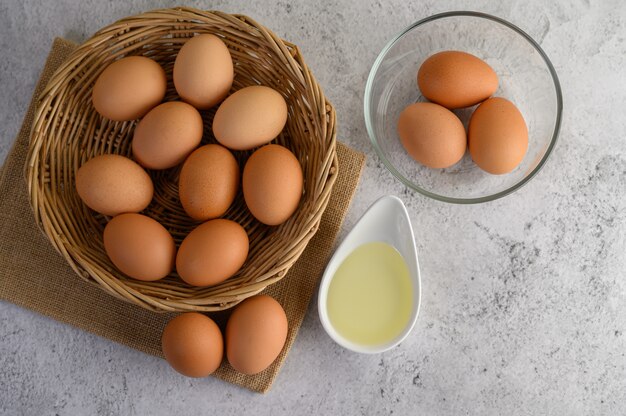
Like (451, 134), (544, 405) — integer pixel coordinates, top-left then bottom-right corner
(364, 11), (562, 203)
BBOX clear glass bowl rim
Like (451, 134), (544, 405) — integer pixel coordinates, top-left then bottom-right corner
(364, 10), (563, 204)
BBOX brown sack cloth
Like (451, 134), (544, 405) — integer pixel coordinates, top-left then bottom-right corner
(0, 38), (365, 393)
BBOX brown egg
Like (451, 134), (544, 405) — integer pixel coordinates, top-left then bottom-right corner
(418, 51), (498, 109)
(225, 295), (288, 375)
(469, 97), (529, 174)
(162, 313), (223, 378)
(76, 154), (153, 216)
(103, 213), (175, 281)
(176, 219), (249, 287)
(242, 144), (304, 225)
(213, 86), (288, 150)
(174, 34), (234, 109)
(132, 101), (203, 170)
(397, 102), (466, 168)
(178, 144), (239, 221)
(242, 144), (303, 226)
(92, 56), (166, 121)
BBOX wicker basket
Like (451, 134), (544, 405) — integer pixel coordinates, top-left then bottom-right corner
(26, 7), (338, 312)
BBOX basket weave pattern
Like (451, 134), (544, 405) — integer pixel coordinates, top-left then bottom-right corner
(26, 8), (338, 312)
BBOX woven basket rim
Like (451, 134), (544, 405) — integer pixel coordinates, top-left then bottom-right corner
(26, 7), (338, 312)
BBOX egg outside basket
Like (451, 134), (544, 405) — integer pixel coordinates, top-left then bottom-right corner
(26, 8), (338, 312)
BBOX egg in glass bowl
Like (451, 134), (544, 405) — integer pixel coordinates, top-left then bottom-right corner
(364, 11), (563, 203)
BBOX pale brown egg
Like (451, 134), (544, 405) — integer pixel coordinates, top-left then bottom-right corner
(132, 101), (203, 170)
(418, 51), (498, 109)
(176, 219), (249, 287)
(397, 102), (466, 168)
(178, 144), (239, 221)
(161, 313), (223, 378)
(75, 154), (153, 216)
(468, 97), (529, 174)
(242, 144), (303, 226)
(174, 34), (234, 110)
(92, 56), (166, 121)
(225, 295), (288, 375)
(213, 86), (288, 150)
(103, 213), (175, 281)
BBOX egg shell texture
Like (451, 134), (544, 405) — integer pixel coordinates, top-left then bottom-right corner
(469, 97), (529, 175)
(132, 101), (203, 170)
(397, 102), (467, 169)
(176, 219), (249, 287)
(178, 144), (239, 221)
(242, 144), (303, 226)
(173, 34), (234, 110)
(161, 313), (224, 378)
(103, 213), (176, 282)
(75, 154), (153, 217)
(92, 56), (166, 121)
(417, 50), (498, 109)
(225, 295), (288, 375)
(213, 86), (288, 151)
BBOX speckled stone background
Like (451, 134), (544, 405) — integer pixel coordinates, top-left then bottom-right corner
(1, 1), (625, 415)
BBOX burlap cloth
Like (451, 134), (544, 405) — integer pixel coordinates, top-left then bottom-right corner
(0, 38), (365, 393)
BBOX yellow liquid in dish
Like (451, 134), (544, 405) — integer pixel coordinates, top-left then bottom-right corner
(326, 241), (413, 346)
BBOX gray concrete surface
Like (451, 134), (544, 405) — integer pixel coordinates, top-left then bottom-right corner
(1, 0), (625, 415)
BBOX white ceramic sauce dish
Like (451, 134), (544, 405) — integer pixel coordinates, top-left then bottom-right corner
(318, 195), (421, 353)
